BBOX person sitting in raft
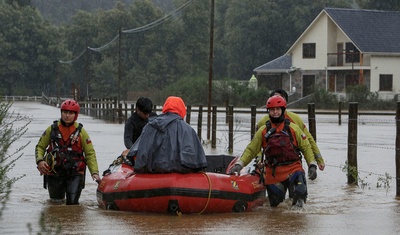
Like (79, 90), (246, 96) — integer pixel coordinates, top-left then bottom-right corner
(121, 96), (208, 173)
(123, 97), (157, 149)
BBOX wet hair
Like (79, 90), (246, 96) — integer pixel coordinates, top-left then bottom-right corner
(136, 97), (153, 114)
(269, 89), (289, 102)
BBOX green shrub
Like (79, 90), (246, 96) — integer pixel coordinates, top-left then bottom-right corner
(0, 101), (30, 219)
(312, 88), (338, 109)
(161, 76), (270, 107)
(344, 85), (396, 110)
(162, 74), (209, 106)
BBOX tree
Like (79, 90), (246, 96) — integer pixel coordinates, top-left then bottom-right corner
(122, 0), (187, 95)
(355, 0), (400, 11)
(224, 0), (287, 80)
(0, 2), (66, 96)
(0, 101), (30, 219)
(163, 74), (209, 105)
(173, 0), (210, 77)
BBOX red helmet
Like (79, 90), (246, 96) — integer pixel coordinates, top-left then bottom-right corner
(266, 95), (286, 109)
(61, 99), (80, 121)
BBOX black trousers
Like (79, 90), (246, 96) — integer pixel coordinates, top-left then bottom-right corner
(47, 174), (84, 205)
(266, 171), (307, 207)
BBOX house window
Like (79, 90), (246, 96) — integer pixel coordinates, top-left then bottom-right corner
(303, 74), (316, 96)
(379, 74), (393, 91)
(303, 43), (316, 59)
(345, 43), (360, 63)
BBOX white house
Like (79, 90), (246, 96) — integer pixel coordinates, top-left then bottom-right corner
(254, 8), (400, 100)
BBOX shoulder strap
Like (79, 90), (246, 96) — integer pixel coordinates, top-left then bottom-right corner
(49, 120), (60, 150)
(70, 123), (83, 145)
(50, 120), (58, 139)
(50, 120), (59, 140)
(283, 119), (294, 142)
(264, 120), (276, 139)
(266, 120), (271, 130)
(77, 123), (83, 131)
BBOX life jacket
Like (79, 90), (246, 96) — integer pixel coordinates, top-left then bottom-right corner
(45, 120), (86, 176)
(262, 119), (301, 173)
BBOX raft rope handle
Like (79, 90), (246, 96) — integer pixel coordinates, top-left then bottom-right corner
(198, 172), (212, 214)
(46, 152), (57, 173)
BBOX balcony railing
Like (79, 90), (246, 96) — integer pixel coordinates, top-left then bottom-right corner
(327, 52), (370, 67)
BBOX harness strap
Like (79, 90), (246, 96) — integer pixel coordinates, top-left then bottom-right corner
(264, 119), (301, 177)
(71, 123), (83, 145)
(47, 121), (85, 175)
(50, 120), (60, 150)
(51, 121), (83, 148)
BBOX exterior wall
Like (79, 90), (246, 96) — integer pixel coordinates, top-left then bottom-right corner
(291, 14), (329, 70)
(281, 74), (291, 93)
(289, 13), (354, 96)
(290, 12), (354, 69)
(291, 70), (303, 94)
(362, 70), (371, 90)
(297, 70), (327, 94)
(335, 28), (350, 47)
(370, 56), (400, 93)
(257, 74), (282, 90)
(326, 19), (337, 58)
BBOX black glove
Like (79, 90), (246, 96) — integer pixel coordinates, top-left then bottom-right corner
(308, 165), (317, 180)
(229, 164), (243, 175)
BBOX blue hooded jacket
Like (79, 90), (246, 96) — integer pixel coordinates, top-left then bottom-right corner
(127, 97), (207, 173)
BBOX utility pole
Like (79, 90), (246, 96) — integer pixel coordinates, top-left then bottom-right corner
(350, 49), (354, 83)
(118, 28), (122, 103)
(84, 47), (89, 100)
(207, 0), (215, 140)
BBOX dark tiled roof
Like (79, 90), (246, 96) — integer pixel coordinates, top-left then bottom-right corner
(253, 54), (292, 73)
(325, 8), (400, 53)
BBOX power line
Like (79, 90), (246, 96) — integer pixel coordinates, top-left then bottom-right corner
(59, 48), (87, 64)
(88, 35), (119, 53)
(122, 0), (193, 34)
(59, 0), (194, 64)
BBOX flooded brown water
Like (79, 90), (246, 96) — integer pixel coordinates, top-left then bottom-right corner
(1, 102), (399, 234)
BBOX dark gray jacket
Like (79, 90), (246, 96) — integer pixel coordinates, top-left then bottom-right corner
(127, 112), (207, 173)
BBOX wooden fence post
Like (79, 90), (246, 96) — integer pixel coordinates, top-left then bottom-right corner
(197, 105), (203, 140)
(96, 99), (100, 119)
(308, 103), (316, 141)
(186, 105), (191, 124)
(130, 104), (135, 116)
(251, 105), (256, 140)
(338, 101), (342, 125)
(113, 97), (117, 123)
(212, 106), (217, 148)
(396, 102), (400, 197)
(228, 105), (233, 153)
(106, 98), (111, 122)
(347, 102), (358, 184)
(225, 100), (229, 124)
(124, 102), (128, 122)
(90, 99), (96, 117)
(118, 103), (123, 123)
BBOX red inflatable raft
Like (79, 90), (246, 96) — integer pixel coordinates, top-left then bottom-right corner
(97, 155), (266, 214)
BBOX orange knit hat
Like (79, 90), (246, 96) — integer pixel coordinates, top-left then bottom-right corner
(161, 96), (186, 118)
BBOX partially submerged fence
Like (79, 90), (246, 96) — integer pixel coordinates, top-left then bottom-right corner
(77, 98), (400, 197)
(1, 95), (42, 102)
(4, 95), (400, 197)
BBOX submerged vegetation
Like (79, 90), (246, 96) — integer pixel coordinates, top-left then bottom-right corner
(0, 101), (30, 218)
